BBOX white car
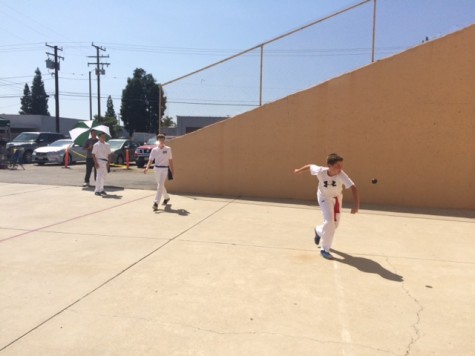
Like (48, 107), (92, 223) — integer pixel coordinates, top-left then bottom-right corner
(32, 139), (87, 165)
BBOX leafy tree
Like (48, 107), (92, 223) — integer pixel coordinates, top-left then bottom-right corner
(162, 116), (176, 128)
(120, 68), (167, 136)
(99, 95), (121, 137)
(30, 68), (50, 115)
(19, 84), (33, 114)
(105, 95), (117, 119)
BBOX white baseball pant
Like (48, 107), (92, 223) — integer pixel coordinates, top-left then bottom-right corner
(154, 167), (170, 204)
(315, 194), (342, 252)
(95, 160), (108, 193)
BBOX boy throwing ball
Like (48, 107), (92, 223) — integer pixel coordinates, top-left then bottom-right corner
(294, 153), (359, 260)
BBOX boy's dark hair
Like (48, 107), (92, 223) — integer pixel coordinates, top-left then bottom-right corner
(157, 133), (166, 140)
(327, 153), (343, 165)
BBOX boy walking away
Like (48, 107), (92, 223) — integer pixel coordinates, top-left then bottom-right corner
(92, 132), (111, 196)
(294, 153), (359, 260)
(144, 134), (174, 211)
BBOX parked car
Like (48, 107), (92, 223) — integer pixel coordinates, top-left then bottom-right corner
(134, 137), (157, 168)
(6, 132), (66, 163)
(32, 139), (87, 165)
(108, 139), (139, 165)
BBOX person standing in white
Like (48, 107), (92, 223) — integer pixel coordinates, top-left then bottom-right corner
(294, 153), (359, 260)
(92, 132), (112, 196)
(144, 134), (174, 211)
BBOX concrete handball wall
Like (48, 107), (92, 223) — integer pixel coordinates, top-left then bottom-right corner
(167, 25), (475, 210)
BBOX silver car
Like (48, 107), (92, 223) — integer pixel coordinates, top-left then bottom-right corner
(32, 139), (87, 165)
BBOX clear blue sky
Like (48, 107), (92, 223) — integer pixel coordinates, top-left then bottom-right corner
(1, 0), (474, 122)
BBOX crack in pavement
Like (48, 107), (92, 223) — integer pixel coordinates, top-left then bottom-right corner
(67, 309), (401, 355)
(385, 257), (423, 356)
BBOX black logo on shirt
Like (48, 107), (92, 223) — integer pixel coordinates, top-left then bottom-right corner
(323, 180), (337, 188)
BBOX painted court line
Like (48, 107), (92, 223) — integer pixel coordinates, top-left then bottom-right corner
(0, 193), (153, 244)
(0, 198), (236, 352)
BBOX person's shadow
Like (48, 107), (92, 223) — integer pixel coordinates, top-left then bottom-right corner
(155, 204), (190, 216)
(331, 249), (403, 282)
(101, 193), (122, 200)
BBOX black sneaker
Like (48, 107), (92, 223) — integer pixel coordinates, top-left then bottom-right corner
(162, 198), (170, 206)
(314, 230), (321, 246)
(152, 203), (158, 211)
(320, 250), (333, 260)
(94, 192), (101, 196)
(100, 191), (107, 196)
(83, 182), (89, 187)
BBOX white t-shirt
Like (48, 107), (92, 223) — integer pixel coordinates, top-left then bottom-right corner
(149, 145), (172, 168)
(310, 164), (354, 198)
(92, 141), (111, 161)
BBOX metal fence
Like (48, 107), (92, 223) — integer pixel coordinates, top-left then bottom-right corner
(161, 0), (474, 121)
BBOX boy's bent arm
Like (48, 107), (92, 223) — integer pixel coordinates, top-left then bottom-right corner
(294, 164), (312, 174)
(350, 185), (360, 214)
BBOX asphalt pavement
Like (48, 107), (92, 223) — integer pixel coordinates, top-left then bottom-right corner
(0, 161), (157, 191)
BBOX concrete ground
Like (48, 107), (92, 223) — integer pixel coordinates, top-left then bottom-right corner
(0, 179), (474, 355)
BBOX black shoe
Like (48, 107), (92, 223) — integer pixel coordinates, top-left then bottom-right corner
(152, 203), (158, 211)
(83, 182), (89, 187)
(314, 230), (321, 246)
(95, 192), (101, 196)
(320, 250), (333, 260)
(100, 191), (107, 196)
(162, 198), (170, 206)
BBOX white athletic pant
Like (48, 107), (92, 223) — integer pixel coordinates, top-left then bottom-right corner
(316, 194), (342, 252)
(95, 160), (108, 193)
(154, 168), (170, 204)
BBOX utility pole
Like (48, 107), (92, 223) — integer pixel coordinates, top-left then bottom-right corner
(88, 71), (92, 120)
(45, 43), (64, 133)
(158, 84), (162, 134)
(88, 43), (109, 122)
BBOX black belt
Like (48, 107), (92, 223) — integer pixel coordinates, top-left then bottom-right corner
(155, 165), (168, 168)
(99, 158), (109, 162)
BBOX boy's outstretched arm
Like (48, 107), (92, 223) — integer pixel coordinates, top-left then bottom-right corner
(350, 185), (360, 214)
(293, 164), (312, 174)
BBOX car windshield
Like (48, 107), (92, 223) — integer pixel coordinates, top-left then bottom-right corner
(13, 133), (39, 141)
(108, 140), (125, 150)
(147, 138), (157, 145)
(49, 140), (72, 147)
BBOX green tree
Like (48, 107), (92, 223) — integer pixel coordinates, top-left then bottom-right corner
(105, 95), (117, 119)
(99, 95), (121, 137)
(30, 68), (50, 115)
(19, 84), (33, 114)
(162, 116), (176, 128)
(120, 68), (167, 136)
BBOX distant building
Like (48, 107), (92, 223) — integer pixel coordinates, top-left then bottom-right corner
(162, 115), (228, 137)
(0, 114), (81, 138)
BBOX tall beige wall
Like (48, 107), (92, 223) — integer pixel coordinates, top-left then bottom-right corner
(167, 25), (475, 210)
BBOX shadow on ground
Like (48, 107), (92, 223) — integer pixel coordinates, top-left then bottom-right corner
(331, 249), (404, 282)
(153, 204), (190, 216)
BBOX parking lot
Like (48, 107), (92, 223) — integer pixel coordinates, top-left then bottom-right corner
(0, 161), (157, 191)
(0, 165), (474, 355)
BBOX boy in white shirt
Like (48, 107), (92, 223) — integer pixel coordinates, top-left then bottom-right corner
(294, 153), (359, 260)
(92, 132), (112, 196)
(144, 134), (174, 211)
